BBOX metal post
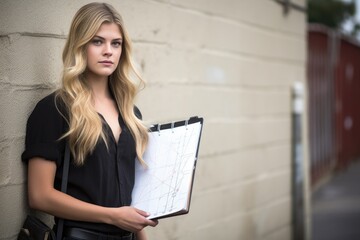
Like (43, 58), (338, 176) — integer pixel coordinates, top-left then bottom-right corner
(292, 82), (305, 240)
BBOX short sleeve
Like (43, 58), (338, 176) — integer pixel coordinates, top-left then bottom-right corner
(22, 93), (68, 166)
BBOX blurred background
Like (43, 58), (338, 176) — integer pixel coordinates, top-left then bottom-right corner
(307, 0), (360, 240)
(0, 0), (359, 239)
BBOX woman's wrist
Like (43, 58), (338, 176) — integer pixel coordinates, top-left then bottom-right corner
(102, 206), (117, 225)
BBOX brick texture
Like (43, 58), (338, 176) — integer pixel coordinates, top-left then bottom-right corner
(0, 0), (308, 239)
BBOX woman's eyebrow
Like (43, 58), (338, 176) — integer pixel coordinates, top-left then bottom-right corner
(93, 35), (123, 41)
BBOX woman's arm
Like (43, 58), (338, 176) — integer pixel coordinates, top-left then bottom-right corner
(28, 157), (158, 232)
(135, 229), (148, 240)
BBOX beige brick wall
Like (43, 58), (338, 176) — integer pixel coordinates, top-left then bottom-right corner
(0, 0), (308, 239)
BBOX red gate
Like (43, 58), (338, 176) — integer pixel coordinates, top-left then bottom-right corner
(307, 24), (360, 185)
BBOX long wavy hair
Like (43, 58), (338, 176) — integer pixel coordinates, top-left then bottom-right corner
(56, 2), (148, 166)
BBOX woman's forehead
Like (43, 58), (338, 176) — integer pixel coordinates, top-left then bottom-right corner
(94, 22), (122, 39)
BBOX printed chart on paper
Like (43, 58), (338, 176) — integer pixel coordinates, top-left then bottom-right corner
(131, 122), (202, 219)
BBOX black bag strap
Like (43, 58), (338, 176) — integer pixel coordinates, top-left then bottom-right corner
(56, 142), (70, 240)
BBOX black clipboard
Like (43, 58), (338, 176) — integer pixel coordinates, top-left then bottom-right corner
(131, 116), (204, 219)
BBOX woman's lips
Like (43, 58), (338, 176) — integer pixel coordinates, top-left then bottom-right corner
(99, 60), (113, 66)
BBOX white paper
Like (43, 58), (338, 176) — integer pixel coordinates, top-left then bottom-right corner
(131, 122), (202, 219)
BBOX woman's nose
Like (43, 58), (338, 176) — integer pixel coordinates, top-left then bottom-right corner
(103, 44), (113, 56)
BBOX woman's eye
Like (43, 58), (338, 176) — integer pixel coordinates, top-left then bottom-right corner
(92, 39), (102, 45)
(112, 41), (122, 47)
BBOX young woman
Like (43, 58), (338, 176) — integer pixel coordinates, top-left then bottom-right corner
(22, 2), (158, 240)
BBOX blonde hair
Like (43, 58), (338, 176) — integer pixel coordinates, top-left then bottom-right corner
(57, 2), (148, 165)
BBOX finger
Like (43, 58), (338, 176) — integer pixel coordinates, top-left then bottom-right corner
(152, 219), (159, 227)
(146, 219), (159, 227)
(134, 208), (150, 217)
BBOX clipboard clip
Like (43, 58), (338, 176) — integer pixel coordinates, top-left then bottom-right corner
(185, 119), (189, 130)
(157, 124), (161, 136)
(171, 121), (175, 133)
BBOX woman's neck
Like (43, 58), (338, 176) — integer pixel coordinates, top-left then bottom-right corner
(86, 74), (112, 101)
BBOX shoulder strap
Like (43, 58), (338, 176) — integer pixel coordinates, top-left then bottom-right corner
(60, 142), (71, 192)
(56, 142), (70, 240)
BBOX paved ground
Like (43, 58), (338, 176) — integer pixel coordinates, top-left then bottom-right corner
(312, 160), (360, 240)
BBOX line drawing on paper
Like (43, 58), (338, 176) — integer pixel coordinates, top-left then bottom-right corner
(131, 122), (201, 218)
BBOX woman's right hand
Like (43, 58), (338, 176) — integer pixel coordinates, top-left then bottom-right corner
(109, 206), (158, 232)
(28, 157), (158, 232)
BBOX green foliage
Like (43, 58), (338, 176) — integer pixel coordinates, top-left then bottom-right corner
(307, 0), (356, 29)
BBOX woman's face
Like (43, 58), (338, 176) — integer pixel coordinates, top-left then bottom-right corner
(86, 22), (123, 79)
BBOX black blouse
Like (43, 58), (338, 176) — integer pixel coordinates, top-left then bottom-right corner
(22, 92), (141, 234)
